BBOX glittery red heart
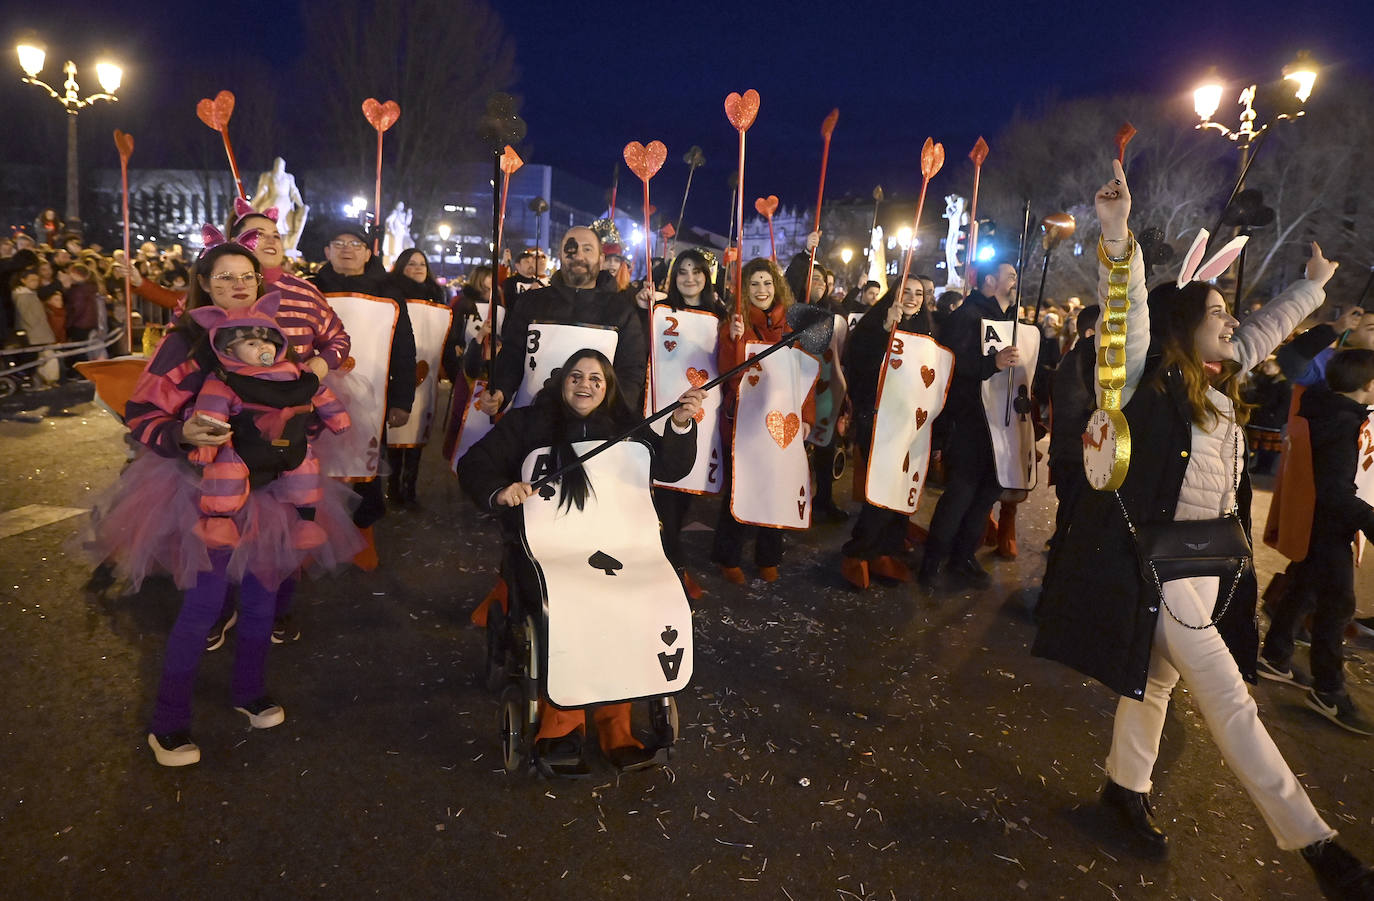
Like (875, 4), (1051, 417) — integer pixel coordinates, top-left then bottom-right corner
(890, 358), (903, 369)
(685, 367), (708, 388)
(362, 98), (401, 132)
(195, 91), (235, 131)
(663, 339), (677, 351)
(765, 410), (800, 449)
(920, 138), (945, 180)
(724, 90), (760, 131)
(500, 145), (523, 175)
(754, 195), (778, 218)
(623, 140), (667, 181)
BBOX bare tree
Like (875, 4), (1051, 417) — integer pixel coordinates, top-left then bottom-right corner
(299, 0), (518, 234)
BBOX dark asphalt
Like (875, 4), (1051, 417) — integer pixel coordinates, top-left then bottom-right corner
(3, 390), (1372, 900)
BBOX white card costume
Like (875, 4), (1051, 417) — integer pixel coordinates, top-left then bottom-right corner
(806, 313), (848, 448)
(313, 293), (398, 480)
(388, 299), (453, 447)
(449, 379), (498, 473)
(513, 321), (620, 409)
(1355, 412), (1374, 564)
(864, 331), (954, 513)
(464, 302), (506, 345)
(649, 305), (724, 494)
(731, 342), (820, 530)
(979, 319), (1040, 490)
(521, 441), (693, 708)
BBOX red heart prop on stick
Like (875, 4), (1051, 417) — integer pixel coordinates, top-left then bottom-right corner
(362, 98), (401, 132)
(195, 91), (236, 131)
(623, 140), (667, 181)
(500, 144), (524, 175)
(920, 138), (945, 180)
(724, 90), (760, 131)
(820, 108), (839, 139)
(685, 367), (708, 388)
(113, 130), (134, 161)
(1115, 122), (1138, 163)
(969, 136), (989, 167)
(754, 195), (779, 218)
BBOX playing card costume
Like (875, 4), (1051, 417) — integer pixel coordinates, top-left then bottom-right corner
(384, 265), (453, 505)
(458, 359), (696, 774)
(840, 293), (953, 587)
(1033, 230), (1345, 858)
(711, 299), (817, 580)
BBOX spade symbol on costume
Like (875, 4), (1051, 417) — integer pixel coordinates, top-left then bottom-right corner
(538, 483), (556, 500)
(588, 551), (623, 575)
(660, 626), (679, 646)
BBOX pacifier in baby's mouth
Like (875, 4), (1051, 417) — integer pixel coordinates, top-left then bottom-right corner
(258, 350), (275, 365)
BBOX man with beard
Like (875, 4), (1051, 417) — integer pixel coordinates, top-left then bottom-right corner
(500, 248), (548, 302)
(479, 226), (648, 415)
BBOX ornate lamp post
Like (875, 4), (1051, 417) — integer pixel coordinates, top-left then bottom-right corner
(15, 41), (122, 227)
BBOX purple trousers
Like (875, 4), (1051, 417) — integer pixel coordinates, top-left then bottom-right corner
(150, 552), (274, 734)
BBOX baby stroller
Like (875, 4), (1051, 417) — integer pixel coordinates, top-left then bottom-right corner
(484, 441), (692, 777)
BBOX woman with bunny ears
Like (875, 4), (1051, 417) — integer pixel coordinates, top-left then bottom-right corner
(1034, 161), (1374, 897)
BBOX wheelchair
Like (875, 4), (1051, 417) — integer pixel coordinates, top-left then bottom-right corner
(484, 540), (681, 777)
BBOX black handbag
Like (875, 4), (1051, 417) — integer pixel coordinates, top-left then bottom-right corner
(1116, 422), (1251, 630)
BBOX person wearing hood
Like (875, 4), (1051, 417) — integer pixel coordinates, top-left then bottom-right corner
(478, 226), (648, 416)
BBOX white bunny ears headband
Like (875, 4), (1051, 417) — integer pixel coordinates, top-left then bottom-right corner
(1176, 229), (1248, 289)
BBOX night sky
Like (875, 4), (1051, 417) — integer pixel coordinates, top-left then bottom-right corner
(5, 0), (1374, 225)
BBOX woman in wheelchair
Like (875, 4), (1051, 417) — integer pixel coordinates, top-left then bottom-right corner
(459, 348), (705, 774)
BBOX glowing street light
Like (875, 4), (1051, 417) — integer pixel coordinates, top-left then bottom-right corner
(14, 39), (123, 225)
(897, 226), (913, 250)
(1283, 50), (1318, 103)
(840, 247), (853, 265)
(1193, 67), (1224, 122)
(437, 223), (451, 241)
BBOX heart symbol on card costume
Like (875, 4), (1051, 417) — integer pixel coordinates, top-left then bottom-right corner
(915, 408), (928, 429)
(113, 129), (135, 161)
(195, 91), (236, 131)
(920, 365), (935, 387)
(685, 367), (708, 388)
(361, 98), (401, 132)
(747, 373), (760, 386)
(754, 195), (779, 217)
(623, 140), (667, 181)
(660, 626), (678, 646)
(724, 89), (760, 131)
(414, 360), (429, 386)
(663, 339), (677, 351)
(340, 356), (356, 373)
(890, 358), (903, 369)
(766, 410), (800, 449)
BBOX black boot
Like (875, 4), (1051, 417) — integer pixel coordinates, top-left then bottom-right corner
(1303, 839), (1374, 900)
(1100, 780), (1168, 855)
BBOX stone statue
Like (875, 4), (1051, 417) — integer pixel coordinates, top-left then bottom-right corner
(383, 202), (413, 269)
(943, 194), (967, 290)
(253, 157), (309, 256)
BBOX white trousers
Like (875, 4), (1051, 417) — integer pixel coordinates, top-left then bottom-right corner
(1105, 574), (1335, 851)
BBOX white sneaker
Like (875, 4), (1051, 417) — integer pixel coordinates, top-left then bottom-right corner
(148, 731), (200, 767)
(233, 697), (285, 729)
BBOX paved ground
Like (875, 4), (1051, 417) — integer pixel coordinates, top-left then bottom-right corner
(3, 388), (1373, 900)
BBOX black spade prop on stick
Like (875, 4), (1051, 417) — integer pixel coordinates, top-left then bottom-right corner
(528, 304), (834, 492)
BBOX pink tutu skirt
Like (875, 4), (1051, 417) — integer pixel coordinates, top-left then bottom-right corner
(82, 451), (364, 592)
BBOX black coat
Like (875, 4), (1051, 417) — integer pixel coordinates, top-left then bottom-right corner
(1048, 338), (1096, 475)
(489, 270), (648, 412)
(311, 263), (418, 412)
(1032, 355), (1260, 700)
(1301, 386), (1374, 545)
(457, 396), (697, 513)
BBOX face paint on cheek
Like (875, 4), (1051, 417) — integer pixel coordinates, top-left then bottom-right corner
(563, 237), (579, 257)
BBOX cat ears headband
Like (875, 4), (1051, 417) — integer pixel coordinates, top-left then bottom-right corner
(1176, 229), (1248, 289)
(232, 196), (279, 225)
(199, 224), (260, 259)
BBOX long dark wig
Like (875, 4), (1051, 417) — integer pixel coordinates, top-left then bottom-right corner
(1145, 280), (1251, 428)
(533, 348), (636, 512)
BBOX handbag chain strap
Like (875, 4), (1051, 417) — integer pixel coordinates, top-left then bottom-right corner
(1114, 415), (1245, 630)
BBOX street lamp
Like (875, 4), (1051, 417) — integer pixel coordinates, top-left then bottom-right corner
(437, 223), (452, 281)
(15, 41), (123, 227)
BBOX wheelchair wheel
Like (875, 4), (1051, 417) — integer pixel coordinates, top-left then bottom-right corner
(0, 375), (18, 398)
(498, 683), (528, 773)
(649, 696), (680, 747)
(484, 597), (509, 692)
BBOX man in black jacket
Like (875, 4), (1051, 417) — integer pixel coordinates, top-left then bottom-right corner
(310, 224), (418, 537)
(479, 226), (648, 415)
(918, 261), (1020, 590)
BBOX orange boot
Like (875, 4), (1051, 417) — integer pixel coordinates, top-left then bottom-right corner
(841, 557), (870, 590)
(352, 526), (379, 571)
(757, 566), (779, 583)
(679, 569), (706, 601)
(469, 577), (509, 627)
(719, 565), (746, 584)
(870, 555), (912, 582)
(996, 501), (1019, 559)
(595, 703), (656, 771)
